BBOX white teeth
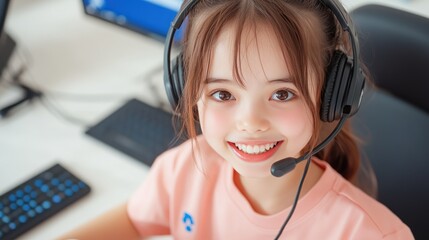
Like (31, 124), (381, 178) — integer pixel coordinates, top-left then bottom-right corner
(234, 142), (278, 154)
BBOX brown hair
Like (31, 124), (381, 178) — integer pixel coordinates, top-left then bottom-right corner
(175, 0), (363, 182)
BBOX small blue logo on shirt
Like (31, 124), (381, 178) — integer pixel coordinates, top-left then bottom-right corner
(182, 212), (194, 232)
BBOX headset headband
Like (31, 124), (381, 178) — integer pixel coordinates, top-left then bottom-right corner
(164, 0), (364, 116)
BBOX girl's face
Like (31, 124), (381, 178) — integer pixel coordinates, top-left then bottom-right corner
(197, 24), (315, 178)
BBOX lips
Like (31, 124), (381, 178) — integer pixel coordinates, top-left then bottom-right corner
(227, 141), (283, 163)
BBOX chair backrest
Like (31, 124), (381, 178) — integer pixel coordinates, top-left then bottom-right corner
(350, 4), (429, 239)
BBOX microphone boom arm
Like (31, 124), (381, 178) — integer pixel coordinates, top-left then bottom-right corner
(271, 115), (348, 177)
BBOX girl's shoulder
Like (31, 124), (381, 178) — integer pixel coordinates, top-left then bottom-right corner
(315, 160), (413, 238)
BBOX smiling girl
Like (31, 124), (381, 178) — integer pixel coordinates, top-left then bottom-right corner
(60, 1), (413, 239)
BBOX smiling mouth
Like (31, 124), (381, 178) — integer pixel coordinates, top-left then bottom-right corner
(227, 141), (283, 163)
(234, 142), (279, 154)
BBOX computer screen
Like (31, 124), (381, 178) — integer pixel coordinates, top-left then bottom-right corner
(0, 0), (9, 32)
(0, 0), (15, 76)
(81, 0), (184, 42)
(0, 0), (20, 118)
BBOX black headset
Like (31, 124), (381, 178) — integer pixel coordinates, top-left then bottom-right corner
(163, 0), (366, 123)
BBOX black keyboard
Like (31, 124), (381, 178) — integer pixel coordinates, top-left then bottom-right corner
(85, 98), (186, 166)
(0, 163), (91, 240)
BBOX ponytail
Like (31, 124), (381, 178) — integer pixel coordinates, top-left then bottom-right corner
(316, 120), (360, 181)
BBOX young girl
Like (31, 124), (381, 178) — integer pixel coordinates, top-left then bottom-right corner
(61, 0), (413, 239)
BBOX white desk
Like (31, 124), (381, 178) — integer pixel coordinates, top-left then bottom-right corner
(0, 0), (428, 239)
(1, 0), (168, 239)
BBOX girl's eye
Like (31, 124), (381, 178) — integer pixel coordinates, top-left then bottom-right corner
(271, 89), (295, 102)
(211, 90), (235, 101)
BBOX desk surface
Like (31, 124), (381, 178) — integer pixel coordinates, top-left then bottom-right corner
(1, 0), (428, 239)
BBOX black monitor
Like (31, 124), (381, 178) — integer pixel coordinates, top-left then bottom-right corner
(0, 0), (15, 75)
(0, 0), (9, 31)
(0, 0), (33, 119)
(81, 0), (184, 42)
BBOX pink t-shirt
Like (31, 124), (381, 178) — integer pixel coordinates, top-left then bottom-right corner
(128, 136), (413, 239)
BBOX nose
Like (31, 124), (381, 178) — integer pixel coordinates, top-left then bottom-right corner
(235, 102), (270, 133)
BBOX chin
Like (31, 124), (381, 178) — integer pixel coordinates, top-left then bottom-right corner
(230, 160), (276, 178)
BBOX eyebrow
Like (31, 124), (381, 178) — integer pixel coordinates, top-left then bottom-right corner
(205, 78), (232, 84)
(205, 77), (293, 84)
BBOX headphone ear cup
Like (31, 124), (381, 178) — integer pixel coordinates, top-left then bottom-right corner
(170, 53), (186, 109)
(321, 50), (350, 122)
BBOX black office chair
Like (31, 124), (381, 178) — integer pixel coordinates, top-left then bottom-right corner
(350, 4), (429, 239)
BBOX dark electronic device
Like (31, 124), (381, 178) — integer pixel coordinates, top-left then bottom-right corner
(86, 98), (185, 166)
(81, 0), (184, 42)
(0, 163), (91, 239)
(0, 0), (14, 74)
(0, 0), (42, 119)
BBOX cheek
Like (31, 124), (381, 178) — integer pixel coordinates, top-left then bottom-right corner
(273, 103), (313, 143)
(198, 101), (231, 137)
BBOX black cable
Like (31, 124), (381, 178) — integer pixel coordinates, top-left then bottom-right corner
(5, 47), (168, 126)
(0, 66), (42, 118)
(274, 156), (312, 239)
(38, 96), (90, 127)
(2, 50), (125, 125)
(0, 66), (91, 126)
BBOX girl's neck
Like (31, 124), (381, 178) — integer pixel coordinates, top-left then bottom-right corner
(233, 160), (324, 215)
